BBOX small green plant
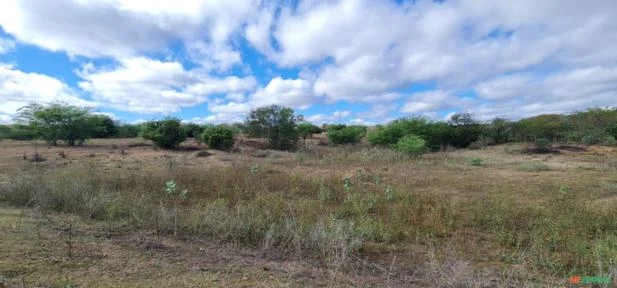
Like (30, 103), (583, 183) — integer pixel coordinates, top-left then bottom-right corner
(250, 164), (261, 175)
(385, 186), (395, 202)
(318, 183), (335, 203)
(343, 177), (352, 192)
(559, 185), (570, 200)
(469, 157), (484, 166)
(374, 175), (382, 186)
(164, 180), (188, 236)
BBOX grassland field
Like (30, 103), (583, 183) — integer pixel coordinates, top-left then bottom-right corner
(1, 137), (617, 287)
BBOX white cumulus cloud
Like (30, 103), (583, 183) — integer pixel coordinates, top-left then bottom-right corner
(78, 57), (256, 114)
(0, 63), (93, 121)
(250, 77), (318, 109)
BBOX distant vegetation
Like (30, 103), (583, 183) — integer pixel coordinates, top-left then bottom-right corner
(2, 102), (616, 153)
(1, 103), (617, 286)
(327, 125), (366, 144)
(14, 102), (118, 146)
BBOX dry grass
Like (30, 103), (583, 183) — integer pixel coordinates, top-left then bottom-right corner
(1, 138), (617, 287)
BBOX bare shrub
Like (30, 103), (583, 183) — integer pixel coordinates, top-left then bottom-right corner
(30, 151), (45, 162)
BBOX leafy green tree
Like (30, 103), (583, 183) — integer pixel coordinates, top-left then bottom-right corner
(141, 118), (187, 149)
(89, 114), (118, 138)
(116, 124), (142, 138)
(17, 102), (99, 146)
(182, 123), (203, 138)
(297, 122), (322, 145)
(608, 124), (617, 140)
(367, 117), (450, 150)
(201, 125), (235, 150)
(392, 134), (427, 156)
(0, 124), (37, 140)
(483, 118), (513, 144)
(512, 114), (566, 142)
(327, 125), (366, 144)
(563, 108), (617, 144)
(0, 125), (9, 139)
(447, 113), (481, 148)
(245, 105), (299, 151)
(230, 122), (246, 134)
(367, 120), (409, 146)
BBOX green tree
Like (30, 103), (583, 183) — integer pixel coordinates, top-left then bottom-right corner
(182, 123), (203, 138)
(447, 113), (481, 148)
(367, 117), (450, 150)
(201, 125), (235, 150)
(512, 114), (566, 142)
(483, 118), (513, 144)
(230, 122), (245, 134)
(141, 118), (187, 149)
(17, 102), (99, 146)
(296, 122), (322, 145)
(0, 124), (37, 140)
(245, 105), (299, 151)
(89, 114), (118, 138)
(116, 124), (142, 138)
(608, 124), (617, 140)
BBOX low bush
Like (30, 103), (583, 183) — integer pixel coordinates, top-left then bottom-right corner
(391, 134), (427, 156)
(327, 125), (366, 144)
(534, 138), (552, 153)
(201, 125), (235, 150)
(602, 135), (617, 146)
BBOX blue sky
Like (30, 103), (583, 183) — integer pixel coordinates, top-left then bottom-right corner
(1, 0), (616, 125)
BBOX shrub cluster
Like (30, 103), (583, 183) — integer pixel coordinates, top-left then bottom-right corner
(201, 125), (235, 150)
(367, 114), (479, 152)
(327, 125), (366, 144)
(391, 134), (427, 155)
(141, 118), (187, 149)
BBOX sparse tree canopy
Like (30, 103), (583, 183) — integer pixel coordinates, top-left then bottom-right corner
(245, 105), (299, 151)
(296, 122), (322, 144)
(17, 102), (102, 146)
(141, 118), (187, 149)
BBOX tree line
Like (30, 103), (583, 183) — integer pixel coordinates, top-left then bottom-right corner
(2, 102), (616, 154)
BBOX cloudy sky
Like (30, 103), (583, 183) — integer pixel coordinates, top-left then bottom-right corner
(1, 0), (616, 125)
